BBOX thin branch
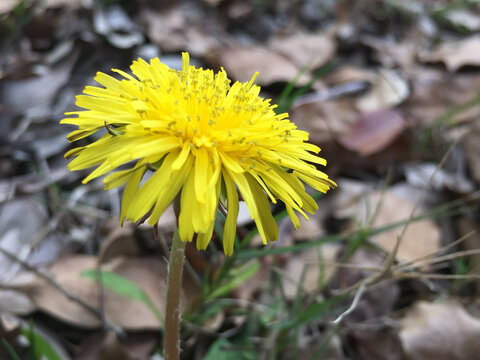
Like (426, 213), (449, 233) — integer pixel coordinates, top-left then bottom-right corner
(393, 230), (475, 271)
(331, 283), (366, 324)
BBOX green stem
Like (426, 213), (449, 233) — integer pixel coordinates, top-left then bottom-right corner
(164, 227), (186, 360)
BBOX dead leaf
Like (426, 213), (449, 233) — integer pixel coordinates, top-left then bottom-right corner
(400, 301), (480, 360)
(325, 65), (376, 86)
(281, 244), (340, 299)
(343, 324), (403, 360)
(333, 249), (400, 322)
(0, 0), (21, 14)
(19, 256), (173, 330)
(98, 224), (139, 263)
(269, 31), (336, 70)
(443, 8), (480, 32)
(0, 52), (77, 117)
(464, 119), (480, 185)
(404, 162), (474, 194)
(335, 186), (441, 264)
(355, 69), (410, 113)
(420, 36), (480, 72)
(362, 37), (416, 69)
(141, 6), (222, 56)
(289, 98), (359, 144)
(207, 46), (307, 85)
(338, 109), (406, 156)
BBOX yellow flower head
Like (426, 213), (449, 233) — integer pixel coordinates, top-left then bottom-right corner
(62, 52), (336, 255)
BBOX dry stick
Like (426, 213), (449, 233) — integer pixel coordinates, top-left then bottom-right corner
(0, 246), (123, 335)
(332, 283), (366, 324)
(393, 230), (476, 272)
(334, 137), (460, 298)
(393, 272), (480, 280)
(164, 227), (186, 360)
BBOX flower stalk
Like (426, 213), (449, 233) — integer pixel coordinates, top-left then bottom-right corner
(164, 227), (186, 360)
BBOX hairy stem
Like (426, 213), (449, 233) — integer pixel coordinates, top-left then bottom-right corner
(164, 227), (186, 360)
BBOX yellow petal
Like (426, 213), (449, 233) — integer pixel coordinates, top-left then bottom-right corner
(222, 169), (239, 256)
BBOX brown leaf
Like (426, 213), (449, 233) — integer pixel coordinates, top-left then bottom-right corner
(343, 324), (403, 360)
(464, 119), (480, 185)
(21, 256), (171, 329)
(400, 301), (480, 360)
(289, 98), (359, 144)
(281, 244), (340, 299)
(141, 7), (222, 56)
(269, 31), (336, 70)
(420, 36), (480, 72)
(355, 69), (409, 113)
(207, 46), (307, 85)
(0, 0), (21, 14)
(338, 109), (406, 156)
(336, 186), (441, 264)
(333, 249), (400, 322)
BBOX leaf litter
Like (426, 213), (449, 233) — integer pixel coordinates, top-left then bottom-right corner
(1, 0), (480, 358)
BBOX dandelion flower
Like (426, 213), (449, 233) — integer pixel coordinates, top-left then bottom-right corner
(62, 52), (336, 255)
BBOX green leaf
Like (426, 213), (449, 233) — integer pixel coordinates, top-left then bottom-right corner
(206, 260), (260, 301)
(21, 324), (63, 360)
(204, 338), (255, 360)
(81, 269), (164, 325)
(1, 339), (22, 360)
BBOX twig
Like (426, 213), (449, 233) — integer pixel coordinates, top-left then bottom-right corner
(331, 283), (366, 324)
(0, 246), (124, 336)
(334, 136), (461, 297)
(393, 230), (475, 271)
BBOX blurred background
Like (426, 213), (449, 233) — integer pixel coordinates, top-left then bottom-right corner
(1, 0), (480, 359)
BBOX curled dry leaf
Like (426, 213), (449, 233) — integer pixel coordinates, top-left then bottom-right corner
(338, 109), (406, 156)
(400, 301), (480, 360)
(419, 36), (480, 72)
(355, 69), (409, 113)
(98, 223), (139, 263)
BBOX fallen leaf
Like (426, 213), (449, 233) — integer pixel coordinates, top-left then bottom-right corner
(0, 0), (21, 14)
(362, 36), (416, 69)
(207, 46), (307, 85)
(269, 31), (336, 70)
(141, 6), (222, 56)
(404, 162), (474, 194)
(338, 109), (406, 156)
(335, 186), (441, 264)
(289, 98), (359, 144)
(355, 69), (410, 113)
(19, 256), (173, 330)
(464, 119), (480, 185)
(281, 244), (340, 299)
(343, 324), (403, 360)
(333, 249), (400, 322)
(442, 8), (480, 32)
(419, 36), (480, 72)
(400, 301), (480, 360)
(98, 224), (139, 263)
